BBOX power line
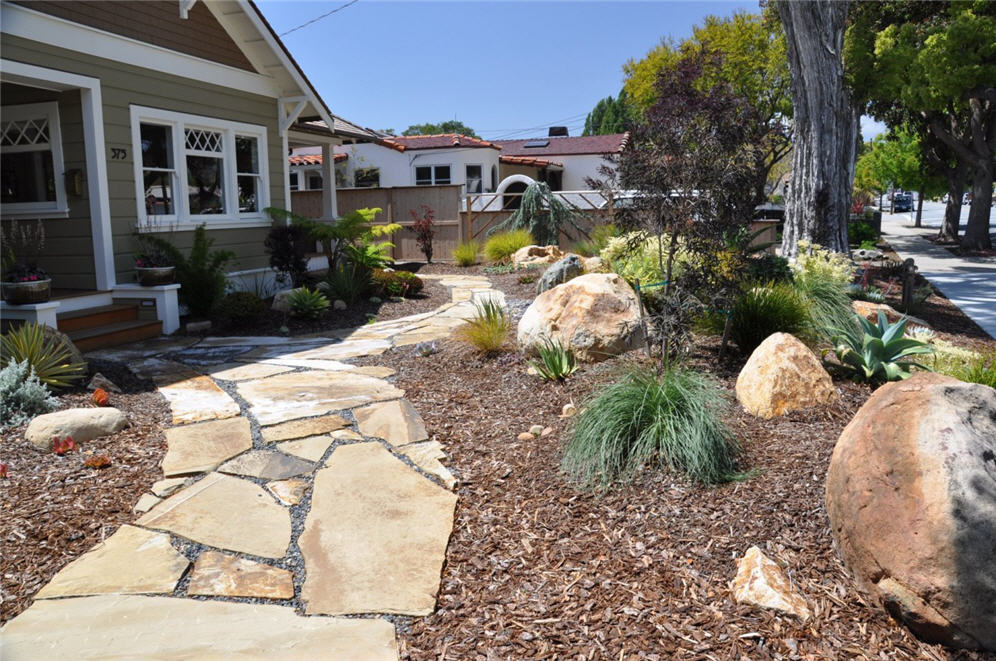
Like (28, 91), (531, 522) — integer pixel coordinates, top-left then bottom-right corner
(280, 0), (360, 37)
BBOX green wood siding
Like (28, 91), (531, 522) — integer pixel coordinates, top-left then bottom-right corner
(2, 34), (286, 287)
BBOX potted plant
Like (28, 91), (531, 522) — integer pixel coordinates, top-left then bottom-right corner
(134, 220), (176, 286)
(1, 220), (51, 305)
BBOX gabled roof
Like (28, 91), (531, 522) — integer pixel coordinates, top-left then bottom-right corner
(289, 153), (347, 166)
(494, 133), (628, 157)
(379, 134), (502, 152)
(500, 155), (563, 169)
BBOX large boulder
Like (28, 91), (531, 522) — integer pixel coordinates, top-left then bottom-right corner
(851, 300), (930, 329)
(826, 373), (996, 650)
(536, 255), (584, 294)
(511, 245), (564, 266)
(735, 333), (837, 419)
(25, 407), (129, 451)
(517, 273), (643, 362)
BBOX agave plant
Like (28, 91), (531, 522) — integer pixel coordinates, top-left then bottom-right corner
(827, 311), (934, 382)
(530, 337), (580, 382)
(1, 322), (86, 388)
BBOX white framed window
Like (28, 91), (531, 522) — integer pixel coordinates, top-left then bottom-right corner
(130, 105), (268, 230)
(465, 164), (483, 194)
(1, 101), (68, 217)
(414, 164), (451, 186)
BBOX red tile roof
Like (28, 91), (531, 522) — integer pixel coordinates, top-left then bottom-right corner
(288, 153), (347, 166)
(500, 155), (563, 168)
(378, 134), (501, 152)
(494, 133), (628, 157)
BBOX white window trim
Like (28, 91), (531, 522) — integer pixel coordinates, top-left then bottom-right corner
(414, 163), (452, 186)
(130, 105), (269, 231)
(1, 101), (69, 217)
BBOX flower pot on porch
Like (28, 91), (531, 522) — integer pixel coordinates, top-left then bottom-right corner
(135, 266), (175, 286)
(1, 278), (52, 305)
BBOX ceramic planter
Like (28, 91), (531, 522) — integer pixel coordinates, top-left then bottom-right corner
(135, 266), (175, 286)
(1, 278), (52, 305)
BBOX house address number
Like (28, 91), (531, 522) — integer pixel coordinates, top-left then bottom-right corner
(110, 147), (128, 160)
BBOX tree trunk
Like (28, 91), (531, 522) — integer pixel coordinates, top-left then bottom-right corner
(914, 190), (923, 227)
(962, 166), (994, 250)
(777, 0), (859, 259)
(938, 162), (966, 243)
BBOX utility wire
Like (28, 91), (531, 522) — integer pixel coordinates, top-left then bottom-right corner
(280, 0), (360, 37)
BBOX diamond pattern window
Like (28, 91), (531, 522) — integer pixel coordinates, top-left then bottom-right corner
(0, 102), (67, 215)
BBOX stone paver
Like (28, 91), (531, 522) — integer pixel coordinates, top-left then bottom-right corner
(161, 416), (253, 477)
(35, 526), (188, 599)
(353, 399), (429, 447)
(186, 551), (295, 600)
(300, 442), (457, 616)
(138, 472), (291, 558)
(132, 493), (162, 513)
(0, 595), (399, 661)
(218, 450), (313, 480)
(277, 435), (334, 462)
(238, 371), (404, 426)
(260, 414), (349, 443)
(7, 273), (495, 656)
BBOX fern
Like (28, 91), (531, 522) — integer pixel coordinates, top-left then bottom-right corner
(141, 224), (235, 317)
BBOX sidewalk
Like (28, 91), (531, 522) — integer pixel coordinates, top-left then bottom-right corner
(879, 212), (996, 339)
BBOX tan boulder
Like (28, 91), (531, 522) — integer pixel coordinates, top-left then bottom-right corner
(735, 333), (837, 419)
(271, 287), (305, 313)
(732, 546), (810, 620)
(511, 244), (564, 266)
(851, 300), (930, 329)
(517, 272), (643, 362)
(24, 407), (128, 451)
(582, 256), (607, 273)
(826, 373), (996, 651)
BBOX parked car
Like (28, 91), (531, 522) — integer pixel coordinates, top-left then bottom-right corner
(894, 193), (913, 212)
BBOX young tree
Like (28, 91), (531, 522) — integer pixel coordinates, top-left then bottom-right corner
(582, 91), (634, 135)
(402, 120), (479, 138)
(611, 53), (767, 362)
(776, 0), (859, 257)
(855, 129), (945, 226)
(623, 11), (792, 207)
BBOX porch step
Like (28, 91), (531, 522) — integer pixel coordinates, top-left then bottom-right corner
(67, 319), (163, 353)
(57, 304), (139, 333)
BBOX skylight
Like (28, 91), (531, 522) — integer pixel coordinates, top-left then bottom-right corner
(523, 140), (549, 148)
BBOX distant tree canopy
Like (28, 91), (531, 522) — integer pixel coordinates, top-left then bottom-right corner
(582, 91), (634, 136)
(402, 120), (479, 138)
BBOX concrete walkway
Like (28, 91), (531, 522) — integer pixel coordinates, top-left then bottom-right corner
(880, 211), (996, 339)
(1, 274), (500, 660)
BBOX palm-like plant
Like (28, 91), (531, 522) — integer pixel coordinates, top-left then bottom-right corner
(828, 311), (934, 382)
(1, 322), (86, 388)
(266, 207), (399, 273)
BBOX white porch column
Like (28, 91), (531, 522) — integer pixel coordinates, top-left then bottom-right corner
(321, 142), (337, 219)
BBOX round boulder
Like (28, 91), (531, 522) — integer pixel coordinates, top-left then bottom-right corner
(735, 333), (837, 419)
(25, 407), (129, 451)
(511, 245), (564, 266)
(536, 255), (584, 294)
(826, 373), (996, 650)
(517, 272), (643, 362)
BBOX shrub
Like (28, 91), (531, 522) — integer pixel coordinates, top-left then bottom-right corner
(518, 274), (537, 284)
(286, 288), (330, 319)
(265, 224), (310, 287)
(323, 266), (370, 305)
(0, 360), (58, 429)
(530, 338), (580, 381)
(484, 229), (534, 263)
(215, 291), (266, 325)
(453, 240), (480, 267)
(846, 284), (885, 303)
(729, 283), (811, 353)
(828, 311), (934, 382)
(409, 204), (436, 263)
(492, 181), (585, 245)
(927, 341), (996, 388)
(848, 220), (877, 245)
(141, 224), (235, 317)
(1, 322), (85, 388)
(950, 350), (996, 388)
(562, 365), (741, 487)
(791, 241), (856, 342)
(745, 253), (793, 284)
(371, 269), (424, 297)
(572, 223), (621, 258)
(455, 300), (511, 355)
(859, 239), (878, 251)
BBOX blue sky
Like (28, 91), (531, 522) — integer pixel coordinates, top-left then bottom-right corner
(258, 1), (886, 140)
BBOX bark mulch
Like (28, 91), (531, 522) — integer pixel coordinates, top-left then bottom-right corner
(0, 362), (169, 623)
(362, 264), (990, 660)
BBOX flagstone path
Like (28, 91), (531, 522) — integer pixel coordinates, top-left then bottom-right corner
(1, 274), (499, 660)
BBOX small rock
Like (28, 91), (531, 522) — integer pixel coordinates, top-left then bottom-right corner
(560, 403), (577, 418)
(540, 426), (554, 437)
(512, 244), (565, 266)
(186, 320), (212, 333)
(732, 546), (811, 620)
(151, 478), (189, 498)
(133, 493), (163, 514)
(582, 256), (606, 273)
(271, 288), (304, 313)
(516, 432), (534, 441)
(25, 408), (129, 451)
(42, 326), (85, 370)
(87, 373), (122, 394)
(536, 255), (584, 294)
(266, 478), (310, 506)
(333, 299), (347, 311)
(529, 425), (544, 436)
(369, 296), (382, 304)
